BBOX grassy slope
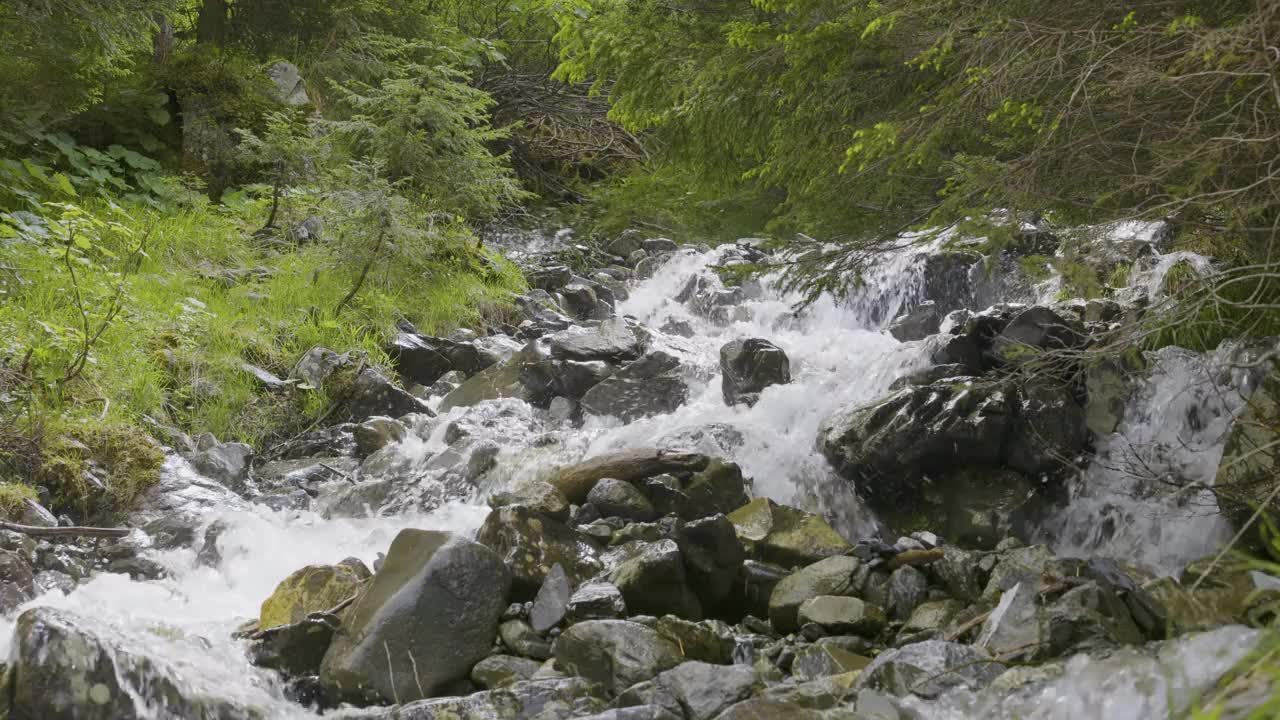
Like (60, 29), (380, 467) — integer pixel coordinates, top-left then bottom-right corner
(0, 192), (524, 516)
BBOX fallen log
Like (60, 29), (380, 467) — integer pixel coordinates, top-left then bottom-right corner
(0, 520), (131, 539)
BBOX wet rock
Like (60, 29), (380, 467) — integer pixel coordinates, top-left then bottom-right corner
(797, 596), (886, 637)
(320, 530), (511, 704)
(1041, 581), (1144, 657)
(346, 367), (432, 421)
(558, 359), (616, 399)
(189, 441), (254, 494)
(886, 565), (929, 621)
(888, 363), (974, 391)
(636, 253), (673, 280)
(930, 546), (986, 602)
(652, 616), (735, 664)
(727, 498), (852, 568)
(530, 564), (572, 632)
(260, 560), (371, 629)
(901, 599), (965, 638)
(470, 654), (544, 689)
(610, 540), (702, 620)
(581, 351), (690, 422)
(549, 318), (645, 363)
(500, 619), (554, 660)
(819, 379), (1013, 508)
(984, 545), (1055, 599)
(478, 506), (603, 600)
(1006, 381), (1087, 477)
(676, 515), (745, 613)
(352, 416), (407, 458)
(553, 620), (684, 695)
(0, 550), (35, 613)
(889, 302), (942, 342)
(579, 707), (681, 720)
(387, 333), (498, 387)
(768, 555), (865, 633)
(551, 449), (711, 504)
(856, 640), (1002, 699)
(566, 582), (628, 624)
(489, 481), (571, 523)
(644, 238), (678, 254)
(976, 581), (1045, 660)
(293, 346), (351, 387)
(720, 338), (792, 407)
(992, 306), (1084, 361)
(661, 319), (695, 338)
(609, 230), (647, 258)
(1214, 359), (1280, 548)
(529, 265), (573, 291)
(648, 661), (756, 720)
(8, 607), (256, 720)
(1084, 358), (1133, 437)
(249, 613), (339, 677)
(790, 644), (872, 681)
(589, 478), (658, 522)
(713, 698), (823, 720)
(394, 677), (606, 719)
(683, 459), (752, 519)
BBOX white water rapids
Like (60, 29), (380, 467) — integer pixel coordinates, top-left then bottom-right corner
(0, 233), (1263, 718)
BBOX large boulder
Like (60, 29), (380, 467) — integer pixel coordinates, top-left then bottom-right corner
(549, 318), (646, 363)
(319, 530), (511, 704)
(189, 441), (254, 494)
(643, 662), (757, 720)
(727, 498), (852, 568)
(550, 449), (711, 503)
(991, 305), (1084, 362)
(720, 339), (792, 407)
(889, 302), (942, 342)
(553, 621), (684, 695)
(386, 333), (497, 386)
(581, 351), (690, 422)
(477, 506), (603, 599)
(6, 607), (257, 720)
(259, 559), (370, 629)
(676, 515), (745, 613)
(797, 596), (886, 637)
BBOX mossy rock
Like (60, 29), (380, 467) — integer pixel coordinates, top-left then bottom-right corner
(727, 498), (852, 568)
(260, 559), (371, 629)
(38, 422), (165, 524)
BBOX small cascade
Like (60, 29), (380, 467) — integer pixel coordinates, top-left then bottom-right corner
(1045, 343), (1265, 573)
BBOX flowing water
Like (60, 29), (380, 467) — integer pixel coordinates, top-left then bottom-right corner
(0, 232), (1260, 718)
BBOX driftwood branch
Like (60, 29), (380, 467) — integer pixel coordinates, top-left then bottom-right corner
(0, 520), (131, 539)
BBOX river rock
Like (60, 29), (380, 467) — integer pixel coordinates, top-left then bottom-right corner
(609, 540), (702, 620)
(260, 559), (371, 629)
(790, 644), (873, 682)
(589, 478), (657, 522)
(394, 677), (606, 719)
(551, 449), (711, 503)
(189, 441), (254, 494)
(530, 564), (572, 632)
(470, 655), (544, 689)
(819, 379), (1014, 508)
(352, 416), (407, 458)
(649, 662), (757, 720)
(581, 351), (690, 422)
(489, 481), (571, 523)
(346, 367), (432, 421)
(676, 514), (745, 613)
(7, 607), (256, 720)
(976, 581), (1045, 660)
(991, 305), (1084, 361)
(319, 530), (511, 704)
(248, 613), (340, 677)
(0, 549), (35, 613)
(566, 582), (628, 623)
(553, 620), (684, 694)
(768, 555), (865, 633)
(549, 318), (645, 363)
(293, 346), (351, 387)
(727, 497), (852, 568)
(720, 338), (792, 407)
(477, 505), (603, 599)
(889, 302), (942, 342)
(796, 596), (886, 637)
(529, 265), (573, 291)
(387, 333), (497, 387)
(713, 698), (824, 719)
(1006, 380), (1088, 477)
(500, 619), (553, 660)
(683, 459), (751, 518)
(856, 640), (1002, 699)
(886, 565), (929, 621)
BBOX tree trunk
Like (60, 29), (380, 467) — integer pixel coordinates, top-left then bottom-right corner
(197, 0), (228, 46)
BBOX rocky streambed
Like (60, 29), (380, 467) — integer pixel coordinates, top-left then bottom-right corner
(0, 222), (1275, 719)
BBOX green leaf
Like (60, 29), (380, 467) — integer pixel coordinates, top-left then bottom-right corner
(52, 173), (77, 197)
(147, 108), (171, 126)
